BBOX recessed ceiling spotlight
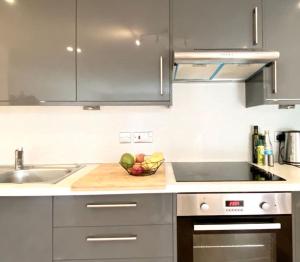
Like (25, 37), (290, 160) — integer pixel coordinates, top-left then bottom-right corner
(77, 48), (82, 53)
(5, 0), (15, 4)
(135, 39), (141, 46)
(66, 46), (74, 52)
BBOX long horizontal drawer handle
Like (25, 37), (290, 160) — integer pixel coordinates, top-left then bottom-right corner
(86, 235), (137, 242)
(86, 203), (137, 208)
(194, 244), (265, 249)
(194, 223), (281, 231)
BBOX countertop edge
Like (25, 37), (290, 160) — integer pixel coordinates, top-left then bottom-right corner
(0, 162), (299, 196)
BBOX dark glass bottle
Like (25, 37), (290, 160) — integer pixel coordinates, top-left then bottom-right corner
(252, 126), (260, 163)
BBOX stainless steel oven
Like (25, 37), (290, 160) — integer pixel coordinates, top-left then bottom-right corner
(177, 193), (292, 262)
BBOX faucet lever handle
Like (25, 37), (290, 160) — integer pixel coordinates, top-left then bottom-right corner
(15, 147), (23, 152)
(15, 147), (24, 170)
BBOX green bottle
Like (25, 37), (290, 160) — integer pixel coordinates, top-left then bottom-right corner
(252, 126), (260, 163)
(256, 139), (265, 166)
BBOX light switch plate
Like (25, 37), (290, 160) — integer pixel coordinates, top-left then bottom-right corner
(133, 132), (153, 143)
(119, 132), (132, 143)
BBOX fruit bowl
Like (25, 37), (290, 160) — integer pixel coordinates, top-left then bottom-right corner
(119, 152), (164, 177)
(125, 159), (164, 176)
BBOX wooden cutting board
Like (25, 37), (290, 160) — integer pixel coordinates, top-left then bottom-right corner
(72, 163), (166, 190)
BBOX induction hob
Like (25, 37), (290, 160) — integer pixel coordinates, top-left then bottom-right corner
(172, 162), (285, 182)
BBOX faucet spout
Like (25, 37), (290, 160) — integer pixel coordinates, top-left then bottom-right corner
(15, 148), (24, 170)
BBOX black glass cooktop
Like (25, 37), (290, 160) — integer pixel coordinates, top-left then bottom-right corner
(172, 162), (285, 182)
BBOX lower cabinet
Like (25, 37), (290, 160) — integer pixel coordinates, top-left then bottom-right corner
(0, 194), (174, 262)
(53, 194), (175, 262)
(53, 225), (173, 260)
(0, 197), (52, 262)
(53, 194), (173, 226)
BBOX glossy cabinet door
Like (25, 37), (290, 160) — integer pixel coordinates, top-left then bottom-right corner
(54, 225), (173, 260)
(53, 194), (173, 226)
(263, 0), (300, 102)
(0, 0), (76, 104)
(0, 197), (52, 262)
(173, 0), (262, 50)
(77, 0), (170, 104)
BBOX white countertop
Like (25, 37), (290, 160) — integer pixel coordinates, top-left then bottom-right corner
(0, 163), (299, 196)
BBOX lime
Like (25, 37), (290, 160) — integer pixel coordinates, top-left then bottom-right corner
(120, 153), (135, 169)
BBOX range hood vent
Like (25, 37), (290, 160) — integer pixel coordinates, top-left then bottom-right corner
(173, 50), (280, 82)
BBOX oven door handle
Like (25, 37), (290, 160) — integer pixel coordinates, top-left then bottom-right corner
(194, 223), (281, 231)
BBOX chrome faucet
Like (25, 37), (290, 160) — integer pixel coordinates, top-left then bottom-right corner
(15, 148), (24, 170)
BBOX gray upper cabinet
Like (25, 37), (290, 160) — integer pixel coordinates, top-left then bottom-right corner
(0, 0), (76, 105)
(263, 0), (300, 102)
(77, 0), (170, 104)
(173, 0), (262, 50)
(0, 197), (52, 262)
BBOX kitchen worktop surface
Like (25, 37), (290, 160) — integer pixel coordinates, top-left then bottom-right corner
(0, 163), (299, 196)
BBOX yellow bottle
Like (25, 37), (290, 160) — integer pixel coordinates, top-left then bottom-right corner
(256, 141), (265, 166)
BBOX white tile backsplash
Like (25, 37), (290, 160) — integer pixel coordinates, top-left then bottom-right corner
(0, 82), (300, 165)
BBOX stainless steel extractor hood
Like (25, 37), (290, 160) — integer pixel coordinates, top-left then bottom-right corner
(173, 50), (280, 82)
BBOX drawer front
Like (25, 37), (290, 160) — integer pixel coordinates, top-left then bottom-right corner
(55, 259), (173, 262)
(53, 225), (173, 260)
(54, 194), (172, 227)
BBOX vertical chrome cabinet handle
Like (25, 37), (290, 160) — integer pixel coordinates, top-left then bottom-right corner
(86, 236), (137, 242)
(160, 56), (164, 96)
(253, 6), (258, 46)
(273, 61), (278, 94)
(86, 203), (137, 208)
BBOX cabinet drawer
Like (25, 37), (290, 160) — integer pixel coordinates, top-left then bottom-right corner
(53, 225), (173, 260)
(55, 259), (172, 262)
(54, 194), (172, 227)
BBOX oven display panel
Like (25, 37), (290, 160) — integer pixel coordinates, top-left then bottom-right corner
(225, 200), (244, 207)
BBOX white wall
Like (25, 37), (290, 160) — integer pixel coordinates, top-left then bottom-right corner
(0, 82), (299, 165)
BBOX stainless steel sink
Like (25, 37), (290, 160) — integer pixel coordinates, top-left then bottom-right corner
(0, 164), (83, 184)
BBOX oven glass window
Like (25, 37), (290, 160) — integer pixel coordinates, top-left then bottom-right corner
(193, 233), (276, 262)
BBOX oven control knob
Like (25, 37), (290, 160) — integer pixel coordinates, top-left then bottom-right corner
(200, 203), (209, 211)
(260, 202), (271, 211)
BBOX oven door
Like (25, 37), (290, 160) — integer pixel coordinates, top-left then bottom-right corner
(177, 216), (292, 262)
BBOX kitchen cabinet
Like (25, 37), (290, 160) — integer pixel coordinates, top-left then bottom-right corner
(245, 64), (274, 107)
(76, 0), (171, 105)
(0, 0), (76, 105)
(53, 194), (173, 226)
(0, 197), (52, 262)
(0, 194), (174, 261)
(246, 0), (300, 107)
(0, 0), (170, 106)
(262, 0), (300, 103)
(54, 225), (173, 260)
(173, 0), (262, 50)
(53, 194), (174, 261)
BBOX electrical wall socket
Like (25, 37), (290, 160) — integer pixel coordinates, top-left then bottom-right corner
(273, 131), (282, 143)
(133, 132), (153, 143)
(119, 132), (131, 144)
